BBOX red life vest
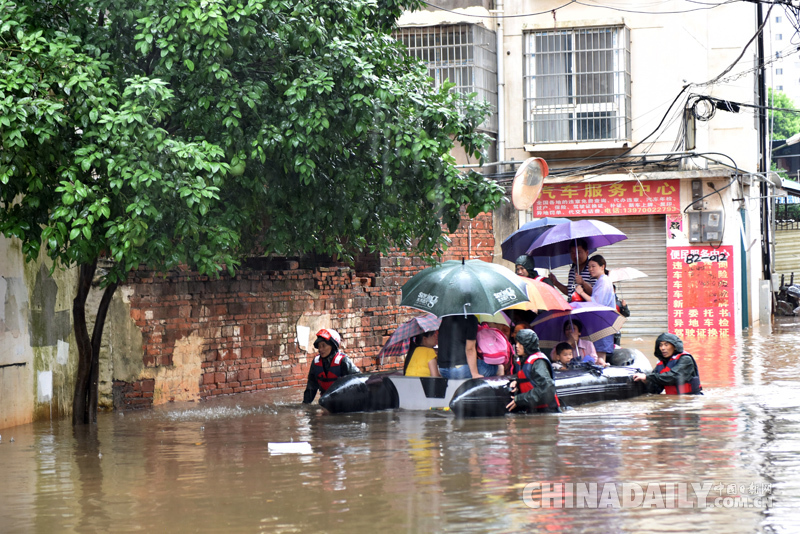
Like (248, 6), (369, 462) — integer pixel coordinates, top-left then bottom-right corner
(516, 352), (560, 409)
(655, 352), (703, 395)
(312, 352), (346, 392)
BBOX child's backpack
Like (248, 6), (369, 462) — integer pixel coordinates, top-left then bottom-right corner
(476, 324), (513, 365)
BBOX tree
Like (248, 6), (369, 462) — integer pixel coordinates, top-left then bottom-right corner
(768, 88), (800, 141)
(1, 0), (503, 424)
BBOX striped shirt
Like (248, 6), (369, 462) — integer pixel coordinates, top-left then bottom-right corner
(567, 263), (596, 298)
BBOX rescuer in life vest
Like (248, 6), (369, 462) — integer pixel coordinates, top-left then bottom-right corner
(506, 329), (561, 413)
(302, 329), (360, 404)
(632, 333), (703, 395)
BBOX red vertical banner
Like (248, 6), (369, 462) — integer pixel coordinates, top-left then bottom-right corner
(667, 246), (734, 340)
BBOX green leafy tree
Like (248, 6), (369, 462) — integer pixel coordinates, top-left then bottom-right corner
(1, 0), (502, 424)
(769, 88), (800, 141)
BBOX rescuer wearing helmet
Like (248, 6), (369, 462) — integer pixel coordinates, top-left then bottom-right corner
(302, 328), (360, 404)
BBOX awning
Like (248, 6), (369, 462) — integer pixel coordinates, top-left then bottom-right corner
(780, 178), (800, 198)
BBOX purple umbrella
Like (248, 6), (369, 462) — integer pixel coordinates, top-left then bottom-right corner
(530, 302), (626, 348)
(378, 313), (442, 365)
(500, 217), (573, 268)
(525, 219), (627, 266)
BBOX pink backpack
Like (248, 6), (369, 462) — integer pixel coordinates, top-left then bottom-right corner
(476, 324), (512, 365)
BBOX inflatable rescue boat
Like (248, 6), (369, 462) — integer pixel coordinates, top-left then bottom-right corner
(318, 348), (652, 417)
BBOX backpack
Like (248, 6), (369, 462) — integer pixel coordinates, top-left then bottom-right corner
(476, 324), (513, 365)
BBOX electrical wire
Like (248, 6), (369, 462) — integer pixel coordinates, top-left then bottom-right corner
(548, 85), (693, 178)
(420, 1), (576, 19)
(573, 0), (736, 14)
(698, 3), (774, 87)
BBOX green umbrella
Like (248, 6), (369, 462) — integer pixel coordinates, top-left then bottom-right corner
(400, 259), (531, 318)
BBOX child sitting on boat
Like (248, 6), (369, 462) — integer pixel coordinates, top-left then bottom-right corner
(550, 342), (575, 371)
(404, 330), (442, 378)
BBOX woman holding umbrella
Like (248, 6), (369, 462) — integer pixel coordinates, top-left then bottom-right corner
(548, 239), (595, 301)
(574, 255), (616, 365)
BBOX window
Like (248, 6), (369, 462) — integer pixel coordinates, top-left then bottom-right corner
(395, 24), (498, 133)
(523, 26), (631, 144)
(776, 16), (782, 23)
(777, 68), (784, 75)
(777, 85), (784, 91)
(777, 34), (783, 41)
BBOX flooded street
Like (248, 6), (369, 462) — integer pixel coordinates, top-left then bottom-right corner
(2, 320), (800, 533)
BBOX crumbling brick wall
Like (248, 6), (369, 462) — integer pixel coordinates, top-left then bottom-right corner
(113, 212), (494, 409)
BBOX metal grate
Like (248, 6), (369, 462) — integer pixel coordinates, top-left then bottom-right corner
(523, 26), (631, 144)
(395, 24), (498, 133)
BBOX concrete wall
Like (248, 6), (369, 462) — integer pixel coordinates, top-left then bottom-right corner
(1, 236), (78, 429)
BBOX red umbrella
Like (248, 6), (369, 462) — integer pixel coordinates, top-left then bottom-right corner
(378, 313), (441, 365)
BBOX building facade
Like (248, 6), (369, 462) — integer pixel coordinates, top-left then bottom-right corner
(397, 0), (776, 338)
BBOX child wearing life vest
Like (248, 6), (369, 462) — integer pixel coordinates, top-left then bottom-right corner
(506, 329), (561, 413)
(632, 333), (703, 395)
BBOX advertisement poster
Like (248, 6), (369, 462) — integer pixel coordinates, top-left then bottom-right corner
(667, 246), (734, 339)
(667, 214), (683, 239)
(533, 179), (681, 217)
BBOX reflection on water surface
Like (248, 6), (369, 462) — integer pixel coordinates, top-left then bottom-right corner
(2, 320), (800, 533)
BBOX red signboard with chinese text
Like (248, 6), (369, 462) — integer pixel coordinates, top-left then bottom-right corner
(667, 246), (734, 340)
(532, 180), (681, 217)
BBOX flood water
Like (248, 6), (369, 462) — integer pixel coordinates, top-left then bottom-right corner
(2, 320), (800, 533)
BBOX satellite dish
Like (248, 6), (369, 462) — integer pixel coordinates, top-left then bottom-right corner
(511, 157), (548, 210)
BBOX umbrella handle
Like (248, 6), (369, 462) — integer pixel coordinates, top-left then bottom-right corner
(463, 303), (471, 318)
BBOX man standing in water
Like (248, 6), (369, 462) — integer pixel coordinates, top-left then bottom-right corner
(633, 333), (702, 395)
(302, 329), (360, 403)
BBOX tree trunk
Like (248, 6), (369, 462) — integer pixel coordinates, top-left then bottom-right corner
(72, 261), (96, 425)
(72, 260), (119, 425)
(88, 281), (118, 424)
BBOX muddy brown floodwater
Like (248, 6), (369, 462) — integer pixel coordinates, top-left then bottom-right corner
(2, 319), (800, 533)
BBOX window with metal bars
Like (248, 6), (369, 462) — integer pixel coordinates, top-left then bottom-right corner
(523, 26), (631, 145)
(394, 24), (498, 133)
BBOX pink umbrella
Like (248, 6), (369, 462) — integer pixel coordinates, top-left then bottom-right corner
(378, 313), (441, 365)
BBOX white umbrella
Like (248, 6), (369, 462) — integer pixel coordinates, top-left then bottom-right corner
(608, 267), (648, 283)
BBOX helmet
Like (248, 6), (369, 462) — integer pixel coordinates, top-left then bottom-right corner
(314, 328), (342, 351)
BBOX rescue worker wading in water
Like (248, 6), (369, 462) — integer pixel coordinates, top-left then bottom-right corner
(302, 329), (360, 404)
(633, 332), (703, 395)
(506, 329), (561, 413)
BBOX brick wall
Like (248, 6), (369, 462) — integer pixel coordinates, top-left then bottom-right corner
(113, 212), (495, 409)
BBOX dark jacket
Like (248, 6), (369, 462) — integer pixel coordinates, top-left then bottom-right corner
(514, 354), (560, 412)
(644, 333), (702, 395)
